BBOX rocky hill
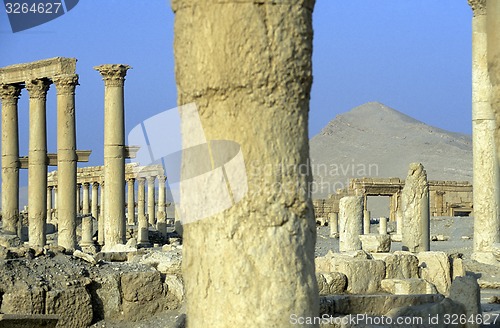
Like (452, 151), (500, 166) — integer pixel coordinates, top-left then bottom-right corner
(309, 102), (472, 199)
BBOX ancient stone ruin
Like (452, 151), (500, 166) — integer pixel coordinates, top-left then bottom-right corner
(0, 0), (498, 327)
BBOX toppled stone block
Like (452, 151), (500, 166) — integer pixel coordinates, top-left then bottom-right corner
(431, 234), (450, 241)
(95, 251), (129, 262)
(450, 276), (481, 328)
(381, 278), (437, 295)
(333, 259), (385, 294)
(359, 234), (391, 253)
(92, 273), (122, 321)
(73, 250), (96, 265)
(385, 251), (419, 279)
(451, 254), (466, 279)
(0, 234), (21, 248)
(46, 287), (93, 328)
(417, 251), (452, 296)
(315, 250), (371, 273)
(164, 274), (185, 305)
(129, 249), (182, 275)
(1, 286), (45, 315)
(317, 272), (347, 295)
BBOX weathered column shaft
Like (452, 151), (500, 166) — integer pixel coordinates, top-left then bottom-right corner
(91, 182), (99, 219)
(94, 64), (130, 247)
(137, 178), (149, 245)
(147, 176), (156, 225)
(127, 178), (135, 225)
(26, 79), (50, 247)
(46, 186), (53, 222)
(98, 181), (105, 245)
(401, 163), (430, 252)
(76, 184), (81, 214)
(53, 74), (79, 250)
(157, 175), (166, 221)
(80, 217), (94, 246)
(339, 196), (364, 251)
(329, 212), (339, 238)
(0, 84), (22, 235)
(363, 209), (370, 234)
(379, 217), (387, 235)
(82, 182), (90, 214)
(172, 0), (317, 325)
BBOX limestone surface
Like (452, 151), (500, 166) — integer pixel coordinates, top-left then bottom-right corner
(401, 163), (430, 252)
(417, 251), (452, 296)
(339, 196), (364, 252)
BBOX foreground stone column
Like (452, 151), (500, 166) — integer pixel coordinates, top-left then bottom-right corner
(147, 176), (156, 226)
(339, 196), (364, 252)
(95, 64), (130, 248)
(172, 0), (318, 325)
(472, 0), (500, 263)
(401, 163), (430, 252)
(82, 182), (90, 214)
(53, 74), (78, 250)
(91, 182), (99, 219)
(0, 84), (22, 235)
(127, 178), (135, 225)
(26, 79), (50, 247)
(329, 212), (339, 238)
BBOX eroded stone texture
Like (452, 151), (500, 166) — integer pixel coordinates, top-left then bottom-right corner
(339, 196), (363, 252)
(328, 212), (339, 238)
(359, 234), (391, 253)
(417, 251), (452, 296)
(450, 276), (481, 328)
(172, 0), (318, 326)
(46, 287), (93, 328)
(385, 251), (419, 279)
(401, 163), (430, 252)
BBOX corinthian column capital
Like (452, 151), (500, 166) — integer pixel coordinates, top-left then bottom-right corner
(0, 84), (22, 105)
(25, 78), (50, 100)
(468, 0), (487, 16)
(94, 64), (131, 87)
(52, 74), (79, 96)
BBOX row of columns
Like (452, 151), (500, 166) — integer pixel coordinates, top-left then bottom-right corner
(0, 74), (78, 250)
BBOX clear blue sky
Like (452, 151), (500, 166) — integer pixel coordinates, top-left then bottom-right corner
(0, 0), (472, 172)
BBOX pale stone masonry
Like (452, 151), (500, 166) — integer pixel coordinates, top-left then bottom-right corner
(339, 196), (364, 252)
(95, 64), (131, 248)
(401, 163), (430, 252)
(172, 0), (318, 326)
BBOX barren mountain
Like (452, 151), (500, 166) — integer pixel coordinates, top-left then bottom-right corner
(309, 102), (472, 199)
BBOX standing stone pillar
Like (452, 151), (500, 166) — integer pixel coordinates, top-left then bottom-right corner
(147, 176), (156, 226)
(137, 177), (149, 246)
(363, 209), (370, 234)
(26, 79), (50, 247)
(53, 186), (58, 210)
(339, 196), (364, 252)
(379, 217), (387, 235)
(94, 64), (131, 248)
(401, 163), (430, 252)
(46, 186), (53, 223)
(80, 217), (94, 247)
(469, 0), (500, 263)
(53, 74), (78, 250)
(82, 182), (90, 214)
(127, 178), (135, 225)
(329, 212), (339, 238)
(98, 181), (105, 245)
(76, 183), (81, 214)
(0, 84), (22, 235)
(172, 0), (318, 325)
(91, 182), (99, 219)
(156, 175), (167, 236)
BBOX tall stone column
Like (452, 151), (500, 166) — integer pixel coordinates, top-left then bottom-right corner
(98, 181), (105, 245)
(363, 209), (370, 234)
(472, 0), (500, 263)
(95, 64), (131, 248)
(91, 182), (99, 219)
(137, 177), (149, 245)
(53, 186), (58, 211)
(26, 79), (50, 247)
(172, 0), (318, 325)
(329, 212), (339, 238)
(401, 163), (430, 252)
(82, 182), (90, 214)
(147, 176), (156, 226)
(157, 175), (167, 221)
(127, 178), (135, 225)
(0, 84), (22, 235)
(53, 74), (78, 250)
(76, 183), (81, 214)
(46, 186), (53, 222)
